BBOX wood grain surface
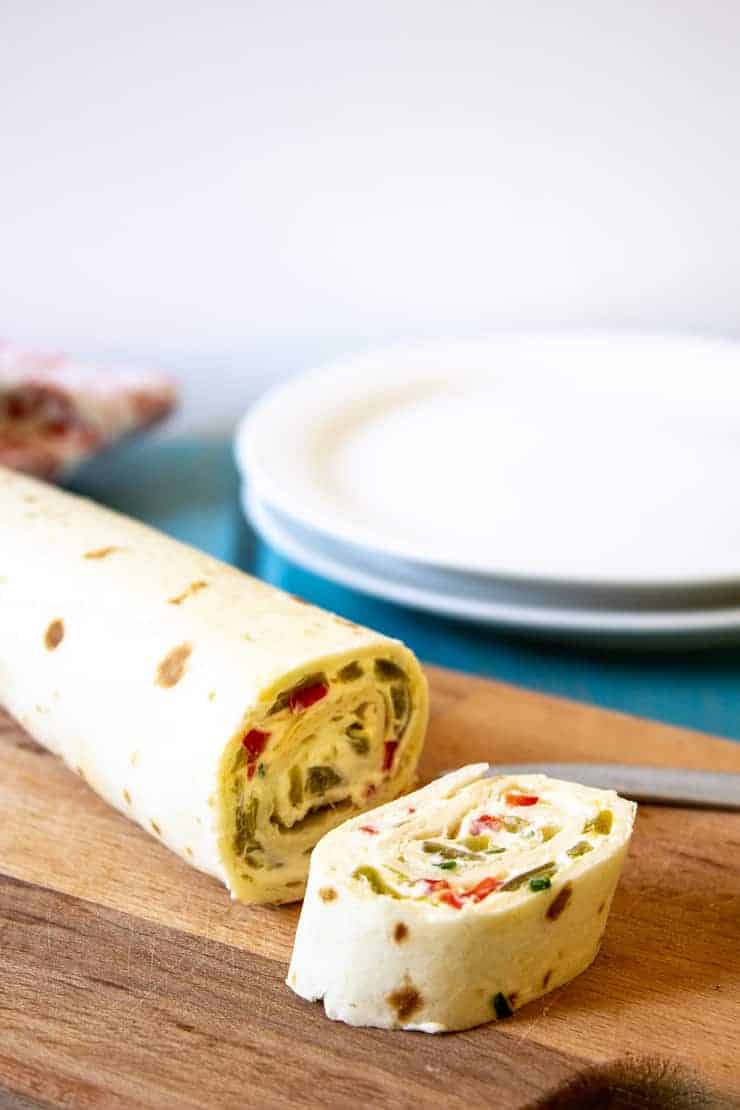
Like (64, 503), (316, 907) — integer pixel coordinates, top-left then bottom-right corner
(1, 665), (739, 1109)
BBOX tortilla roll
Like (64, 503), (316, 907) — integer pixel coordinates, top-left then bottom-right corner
(0, 465), (428, 904)
(288, 764), (636, 1030)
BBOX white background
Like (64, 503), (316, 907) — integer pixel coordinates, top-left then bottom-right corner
(2, 1), (739, 433)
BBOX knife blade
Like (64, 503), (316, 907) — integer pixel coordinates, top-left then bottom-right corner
(477, 763), (740, 810)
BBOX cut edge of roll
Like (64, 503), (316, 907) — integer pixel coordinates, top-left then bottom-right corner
(216, 642), (429, 903)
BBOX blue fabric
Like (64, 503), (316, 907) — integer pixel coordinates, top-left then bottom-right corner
(68, 438), (740, 742)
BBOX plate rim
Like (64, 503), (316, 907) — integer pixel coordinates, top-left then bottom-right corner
(243, 486), (740, 638)
(235, 331), (740, 590)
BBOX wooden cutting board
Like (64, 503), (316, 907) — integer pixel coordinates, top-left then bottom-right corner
(1, 665), (739, 1109)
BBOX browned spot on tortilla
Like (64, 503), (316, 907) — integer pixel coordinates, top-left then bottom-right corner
(387, 981), (422, 1022)
(319, 887), (337, 903)
(156, 643), (192, 687)
(84, 546), (121, 560)
(509, 991), (519, 1006)
(150, 820), (162, 835)
(543, 969), (553, 988)
(546, 883), (573, 921)
(393, 923), (409, 943)
(44, 619), (64, 650)
(123, 789), (131, 805)
(168, 579), (208, 605)
(598, 901), (606, 914)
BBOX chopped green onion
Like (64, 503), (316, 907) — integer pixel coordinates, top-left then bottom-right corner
(437, 860), (457, 871)
(529, 876), (552, 892)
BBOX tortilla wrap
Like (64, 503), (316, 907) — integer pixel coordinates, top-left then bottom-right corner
(288, 764), (635, 1029)
(0, 465), (428, 903)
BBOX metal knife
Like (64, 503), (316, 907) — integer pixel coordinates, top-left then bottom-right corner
(479, 763), (740, 810)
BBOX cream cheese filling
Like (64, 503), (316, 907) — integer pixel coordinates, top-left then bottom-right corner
(219, 652), (418, 900)
(351, 774), (624, 908)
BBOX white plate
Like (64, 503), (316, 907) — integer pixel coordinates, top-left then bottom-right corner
(243, 486), (740, 643)
(236, 333), (740, 589)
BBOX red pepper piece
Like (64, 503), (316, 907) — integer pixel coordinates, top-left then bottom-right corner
(440, 890), (465, 910)
(506, 793), (539, 807)
(247, 763), (257, 780)
(463, 876), (502, 902)
(422, 878), (451, 894)
(407, 806), (416, 814)
(382, 740), (399, 772)
(359, 825), (379, 835)
(288, 682), (329, 713)
(470, 813), (502, 836)
(242, 728), (270, 760)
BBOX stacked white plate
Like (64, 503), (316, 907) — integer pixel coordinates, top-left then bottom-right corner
(235, 334), (740, 644)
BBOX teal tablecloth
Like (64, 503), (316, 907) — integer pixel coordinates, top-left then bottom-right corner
(68, 439), (740, 742)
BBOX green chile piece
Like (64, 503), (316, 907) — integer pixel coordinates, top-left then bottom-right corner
(306, 765), (343, 796)
(390, 681), (412, 738)
(374, 659), (405, 681)
(462, 835), (490, 852)
(345, 722), (370, 755)
(231, 746), (247, 774)
(422, 840), (483, 861)
(567, 840), (593, 858)
(234, 796), (260, 856)
(268, 672), (327, 715)
(289, 765), (303, 807)
(501, 861), (557, 892)
(337, 661), (364, 683)
(583, 810), (613, 835)
(353, 865), (400, 898)
(503, 816), (528, 834)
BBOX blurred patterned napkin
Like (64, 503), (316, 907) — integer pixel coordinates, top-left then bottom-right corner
(0, 343), (177, 479)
